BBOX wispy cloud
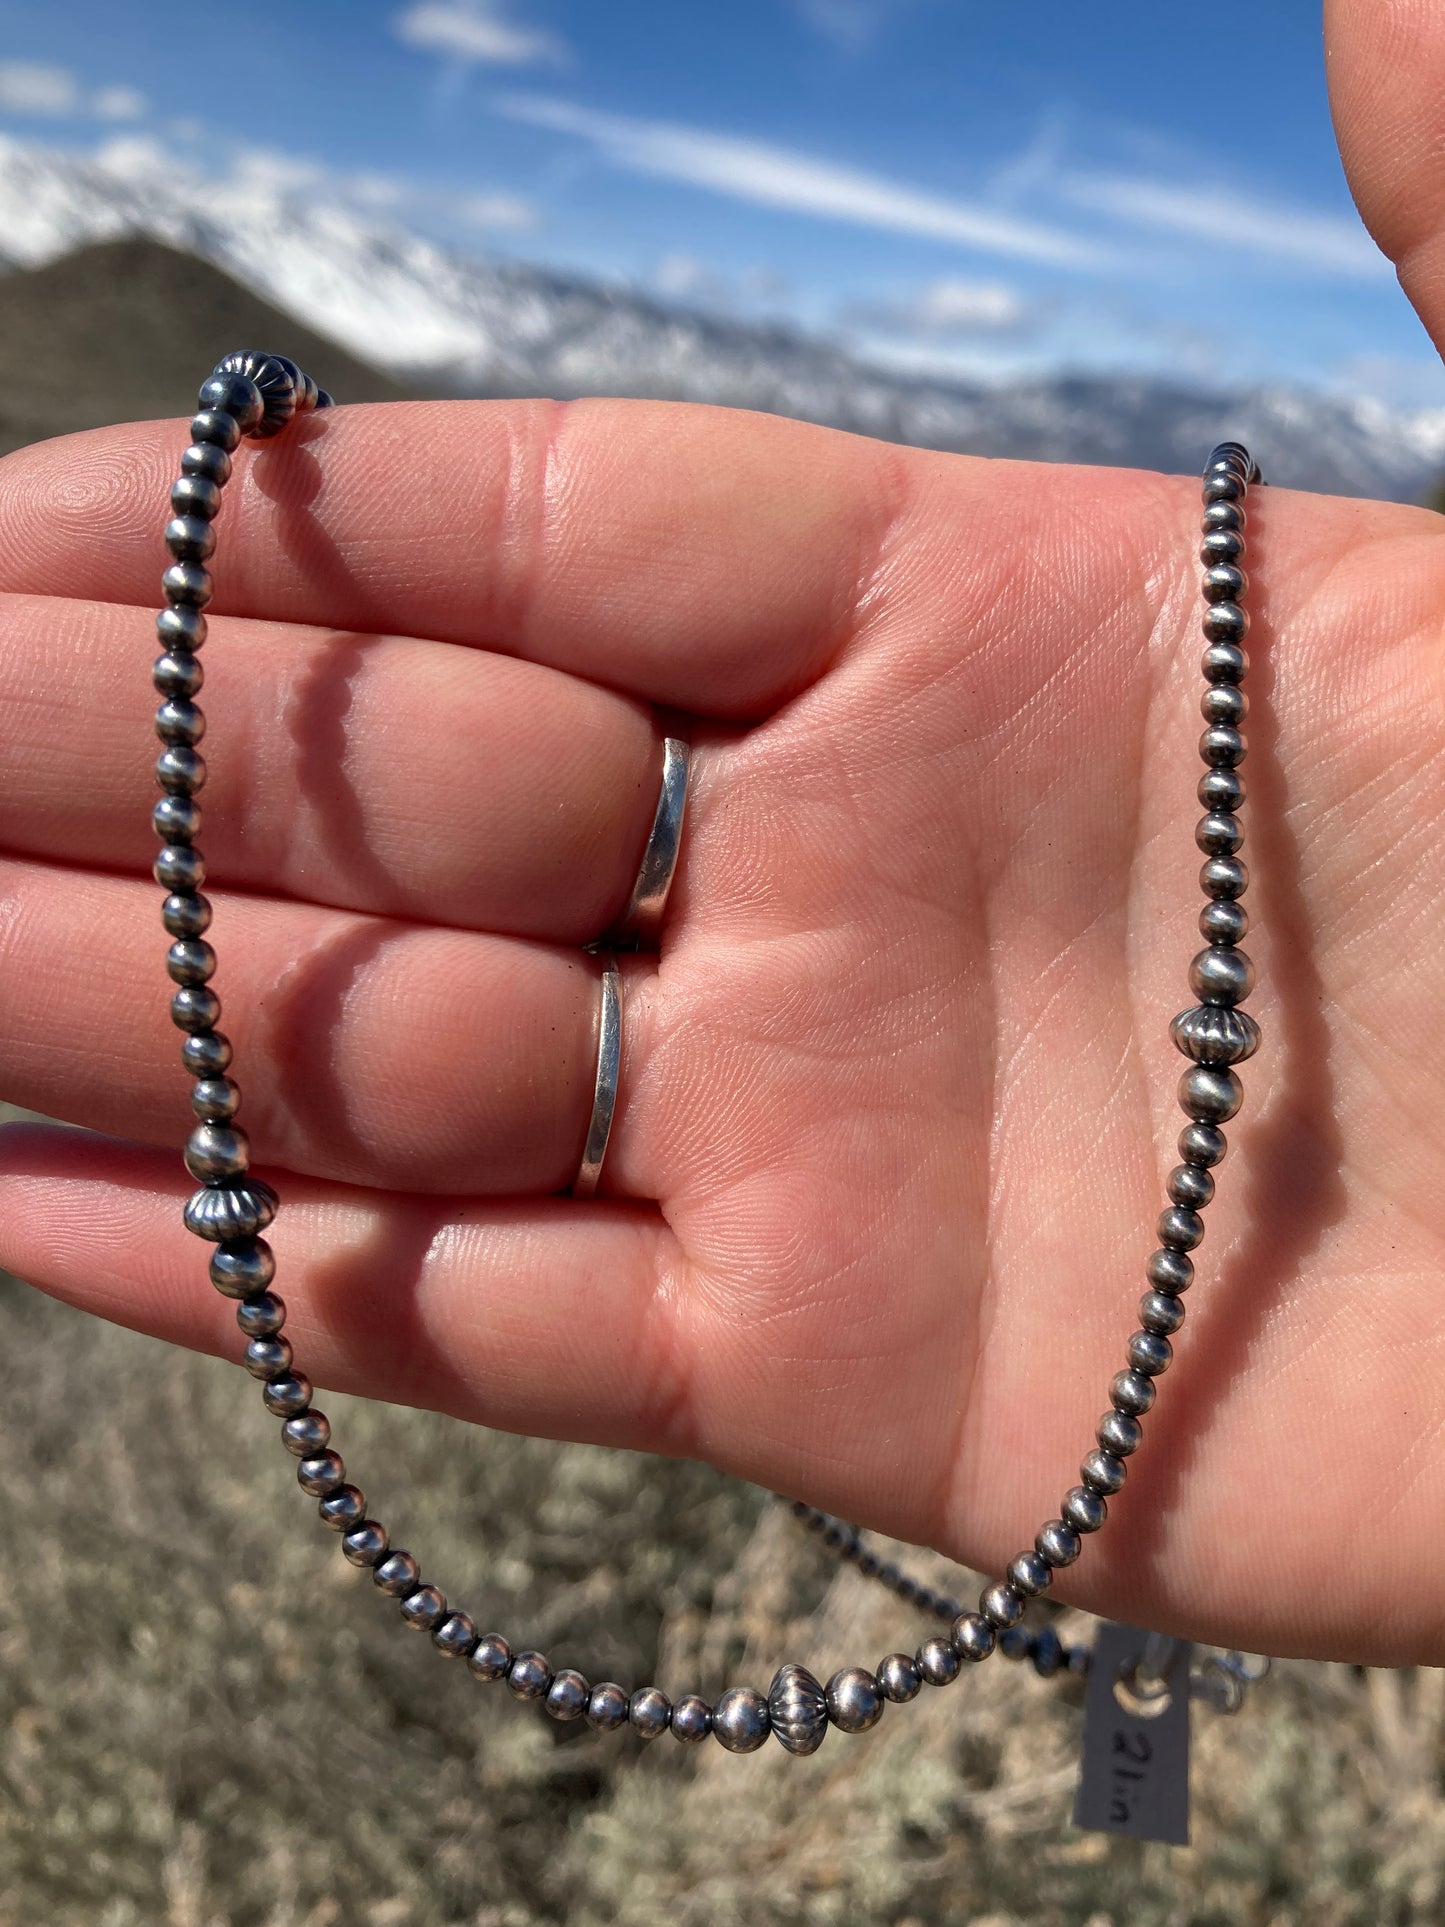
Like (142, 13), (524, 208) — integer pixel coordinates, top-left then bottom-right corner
(1061, 172), (1386, 279)
(849, 275), (1037, 338)
(0, 61), (146, 122)
(393, 2), (566, 67)
(500, 96), (1105, 269)
(795, 0), (904, 53)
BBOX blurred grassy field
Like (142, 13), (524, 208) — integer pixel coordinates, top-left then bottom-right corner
(4, 1095), (1445, 1924)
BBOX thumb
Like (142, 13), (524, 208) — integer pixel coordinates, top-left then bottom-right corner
(1325, 0), (1445, 359)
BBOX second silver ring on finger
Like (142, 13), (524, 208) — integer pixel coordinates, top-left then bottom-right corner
(608, 737), (691, 948)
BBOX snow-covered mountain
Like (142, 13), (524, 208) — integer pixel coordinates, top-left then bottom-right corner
(2, 132), (1442, 503)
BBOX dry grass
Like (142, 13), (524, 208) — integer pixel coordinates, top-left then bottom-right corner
(3, 1196), (1445, 1924)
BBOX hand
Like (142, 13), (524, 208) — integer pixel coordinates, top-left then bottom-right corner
(0, 0), (1442, 1670)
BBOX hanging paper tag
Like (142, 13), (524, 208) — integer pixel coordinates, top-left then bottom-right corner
(1073, 1622), (1192, 1844)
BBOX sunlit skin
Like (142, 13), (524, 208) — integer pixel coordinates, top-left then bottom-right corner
(0, 0), (1442, 1665)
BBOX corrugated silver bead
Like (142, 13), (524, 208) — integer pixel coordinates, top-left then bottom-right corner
(767, 1665), (828, 1755)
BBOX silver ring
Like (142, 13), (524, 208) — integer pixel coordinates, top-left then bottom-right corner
(571, 955), (621, 1198)
(610, 737), (691, 946)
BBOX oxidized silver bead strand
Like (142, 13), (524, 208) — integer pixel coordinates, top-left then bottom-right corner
(151, 362), (1261, 1756)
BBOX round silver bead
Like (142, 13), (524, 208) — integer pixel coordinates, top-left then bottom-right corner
(1111, 1368), (1157, 1416)
(342, 1521), (389, 1568)
(1127, 1329), (1173, 1377)
(318, 1485), (366, 1532)
(980, 1582), (1025, 1629)
(260, 1375), (311, 1418)
(297, 1451), (344, 1496)
(208, 1237), (272, 1296)
(373, 1551), (421, 1598)
(185, 1123), (250, 1182)
(1167, 1162), (1215, 1208)
(507, 1651), (551, 1699)
(1081, 1448), (1127, 1495)
(712, 1686), (770, 1751)
(1190, 944), (1255, 1003)
(628, 1686), (672, 1738)
(1007, 1551), (1052, 1596)
(1062, 1485), (1107, 1533)
(1034, 1522), (1080, 1569)
(585, 1682), (629, 1730)
(282, 1410), (329, 1456)
(1146, 1247), (1194, 1292)
(399, 1585), (447, 1632)
(1097, 1408), (1143, 1456)
(670, 1695), (712, 1743)
(825, 1667), (882, 1733)
(468, 1633), (512, 1681)
(917, 1637), (961, 1686)
(876, 1652), (923, 1701)
(433, 1612), (478, 1659)
(1178, 1121), (1227, 1167)
(546, 1669), (590, 1720)
(1179, 1065), (1243, 1123)
(1139, 1289), (1186, 1336)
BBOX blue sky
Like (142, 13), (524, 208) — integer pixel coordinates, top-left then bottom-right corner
(0, 0), (1441, 404)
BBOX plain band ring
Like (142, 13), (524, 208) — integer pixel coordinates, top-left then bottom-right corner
(610, 737), (691, 946)
(572, 955), (621, 1198)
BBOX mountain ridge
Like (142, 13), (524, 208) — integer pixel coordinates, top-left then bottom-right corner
(0, 133), (1442, 503)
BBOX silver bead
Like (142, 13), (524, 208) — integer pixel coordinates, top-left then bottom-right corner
(507, 1651), (551, 1699)
(1111, 1368), (1157, 1416)
(197, 371), (265, 432)
(1202, 563), (1246, 604)
(1199, 765), (1245, 811)
(165, 515), (216, 562)
(1157, 1206), (1203, 1250)
(1139, 1289), (1185, 1336)
(154, 651), (204, 698)
(980, 1582), (1024, 1629)
(547, 1670), (590, 1720)
(1082, 1447), (1128, 1494)
(1200, 526), (1243, 566)
(298, 1451), (344, 1495)
(1202, 638), (1249, 682)
(1202, 469), (1245, 504)
(191, 1077), (240, 1120)
(468, 1633), (512, 1681)
(154, 796), (202, 847)
(373, 1551), (421, 1598)
(1171, 1004), (1260, 1066)
(157, 746), (206, 795)
(1167, 1162), (1214, 1208)
(585, 1682), (630, 1731)
(917, 1637), (960, 1686)
(319, 1484), (366, 1531)
(1201, 499), (1245, 535)
(1178, 1122), (1227, 1167)
(1061, 1485), (1106, 1533)
(1200, 727), (1247, 771)
(189, 408), (242, 452)
(262, 1373), (311, 1418)
(213, 352), (297, 438)
(825, 1667), (882, 1733)
(156, 698), (205, 745)
(163, 892), (212, 937)
(434, 1613), (478, 1658)
(1195, 810), (1242, 856)
(628, 1687), (671, 1738)
(208, 1236), (273, 1296)
(162, 561), (213, 609)
(182, 1030), (232, 1076)
(185, 1123), (250, 1182)
(670, 1695), (712, 1743)
(1202, 684), (1248, 727)
(1035, 1521), (1080, 1569)
(1146, 1247), (1193, 1292)
(1097, 1408), (1142, 1455)
(1007, 1551), (1052, 1596)
(399, 1585), (447, 1632)
(171, 474), (222, 521)
(1179, 1064), (1243, 1122)
(713, 1685), (770, 1751)
(1203, 603), (1249, 643)
(181, 441), (232, 485)
(951, 1612), (997, 1661)
(282, 1410), (329, 1456)
(342, 1521), (389, 1568)
(876, 1652), (923, 1700)
(184, 1178), (277, 1242)
(243, 1334), (290, 1379)
(1190, 945), (1254, 1003)
(768, 1664), (828, 1755)
(154, 845), (204, 892)
(1127, 1329), (1172, 1377)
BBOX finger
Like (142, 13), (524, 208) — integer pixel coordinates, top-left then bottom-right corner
(0, 399), (905, 716)
(0, 1124), (690, 1450)
(0, 593), (664, 942)
(0, 857), (655, 1196)
(1326, 0), (1445, 356)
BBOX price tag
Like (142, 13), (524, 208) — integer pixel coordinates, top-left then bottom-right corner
(1073, 1622), (1192, 1845)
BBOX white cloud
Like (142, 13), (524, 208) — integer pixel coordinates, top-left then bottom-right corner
(459, 189), (537, 229)
(94, 134), (170, 182)
(0, 61), (78, 115)
(796, 0), (895, 51)
(901, 276), (1032, 334)
(655, 253), (726, 303)
(394, 1), (566, 66)
(1062, 172), (1387, 279)
(500, 96), (1105, 269)
(93, 84), (145, 121)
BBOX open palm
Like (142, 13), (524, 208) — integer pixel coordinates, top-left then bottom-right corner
(1, 0), (1443, 1667)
